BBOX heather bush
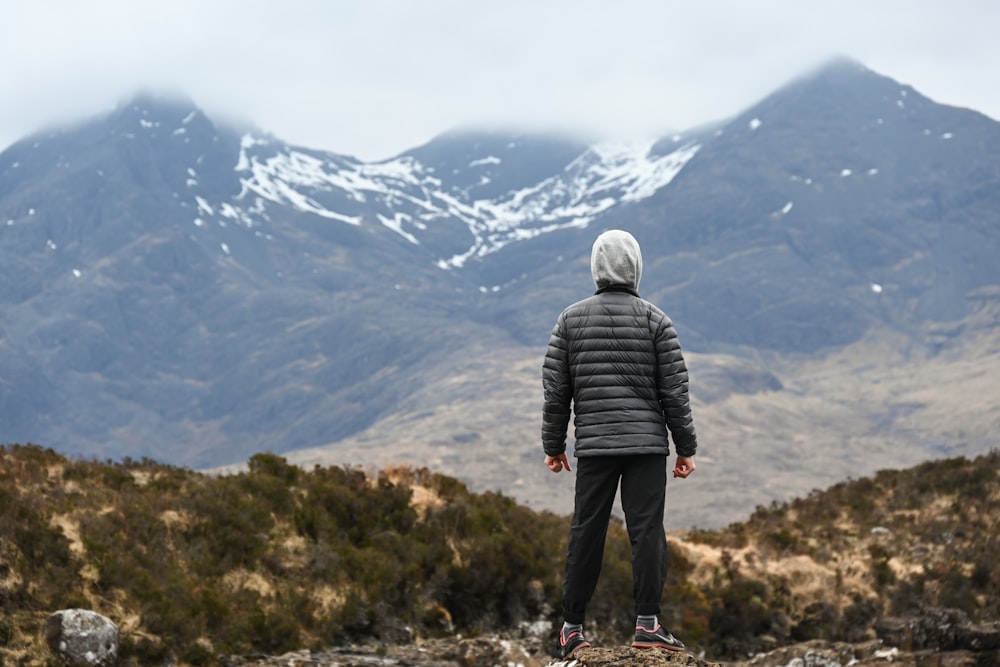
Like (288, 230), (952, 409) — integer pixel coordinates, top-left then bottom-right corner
(2, 444), (998, 665)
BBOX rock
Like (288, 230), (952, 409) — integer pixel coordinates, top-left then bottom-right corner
(874, 607), (1000, 661)
(731, 639), (898, 666)
(228, 636), (550, 667)
(44, 609), (119, 667)
(548, 646), (723, 667)
(876, 607), (970, 651)
(964, 621), (1000, 651)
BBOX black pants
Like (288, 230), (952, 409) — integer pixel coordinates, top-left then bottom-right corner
(562, 454), (667, 624)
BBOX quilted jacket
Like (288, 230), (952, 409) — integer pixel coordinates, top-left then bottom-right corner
(541, 230), (697, 458)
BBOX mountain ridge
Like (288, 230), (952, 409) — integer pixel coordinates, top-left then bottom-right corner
(1, 58), (998, 529)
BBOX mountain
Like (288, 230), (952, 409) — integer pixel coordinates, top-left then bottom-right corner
(634, 57), (1000, 351)
(1, 59), (998, 528)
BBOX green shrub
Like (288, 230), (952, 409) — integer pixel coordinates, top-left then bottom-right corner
(3, 444), (999, 665)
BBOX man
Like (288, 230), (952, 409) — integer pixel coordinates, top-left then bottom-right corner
(542, 229), (697, 658)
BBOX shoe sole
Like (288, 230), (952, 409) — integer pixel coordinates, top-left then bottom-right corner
(631, 641), (684, 652)
(563, 641), (590, 658)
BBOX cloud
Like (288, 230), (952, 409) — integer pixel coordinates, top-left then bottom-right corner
(1, 0), (998, 161)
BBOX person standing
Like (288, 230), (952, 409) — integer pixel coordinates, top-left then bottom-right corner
(542, 229), (698, 657)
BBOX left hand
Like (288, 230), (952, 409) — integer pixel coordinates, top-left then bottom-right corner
(672, 456), (695, 479)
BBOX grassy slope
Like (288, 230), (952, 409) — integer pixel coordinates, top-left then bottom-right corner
(3, 445), (997, 664)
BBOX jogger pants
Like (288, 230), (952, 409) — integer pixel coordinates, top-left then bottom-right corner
(561, 454), (668, 624)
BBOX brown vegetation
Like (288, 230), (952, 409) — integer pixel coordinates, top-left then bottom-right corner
(1, 444), (998, 665)
(681, 451), (1000, 657)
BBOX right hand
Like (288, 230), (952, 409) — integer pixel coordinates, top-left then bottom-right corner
(545, 453), (572, 473)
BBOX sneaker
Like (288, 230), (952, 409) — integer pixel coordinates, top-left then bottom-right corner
(559, 626), (591, 658)
(631, 624), (685, 651)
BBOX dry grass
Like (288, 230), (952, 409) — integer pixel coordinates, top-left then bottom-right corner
(678, 449), (1000, 644)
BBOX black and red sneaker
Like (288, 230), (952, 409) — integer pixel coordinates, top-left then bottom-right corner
(631, 624), (685, 651)
(559, 626), (591, 658)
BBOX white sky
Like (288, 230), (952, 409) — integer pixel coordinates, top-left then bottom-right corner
(2, 0), (999, 161)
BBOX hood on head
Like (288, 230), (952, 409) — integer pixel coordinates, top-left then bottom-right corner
(591, 229), (642, 289)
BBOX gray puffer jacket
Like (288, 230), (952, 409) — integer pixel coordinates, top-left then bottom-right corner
(541, 230), (697, 458)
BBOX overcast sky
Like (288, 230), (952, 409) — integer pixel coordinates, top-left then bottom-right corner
(2, 0), (998, 161)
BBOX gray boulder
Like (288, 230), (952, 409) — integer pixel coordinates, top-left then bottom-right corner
(45, 609), (119, 667)
(876, 607), (1000, 652)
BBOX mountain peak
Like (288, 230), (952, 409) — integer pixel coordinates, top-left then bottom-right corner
(115, 89), (198, 115)
(779, 55), (901, 97)
(806, 54), (870, 77)
(728, 54), (928, 129)
(109, 89), (211, 133)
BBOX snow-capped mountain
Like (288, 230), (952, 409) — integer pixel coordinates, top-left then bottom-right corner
(1, 58), (998, 470)
(200, 122), (701, 269)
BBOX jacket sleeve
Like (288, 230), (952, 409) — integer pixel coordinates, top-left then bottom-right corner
(541, 314), (572, 456)
(654, 316), (698, 457)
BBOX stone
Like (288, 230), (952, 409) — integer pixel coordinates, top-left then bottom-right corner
(963, 622), (1000, 651)
(44, 609), (119, 667)
(874, 608), (1000, 654)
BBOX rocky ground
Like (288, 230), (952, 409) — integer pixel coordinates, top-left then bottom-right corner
(223, 638), (719, 667)
(223, 634), (999, 667)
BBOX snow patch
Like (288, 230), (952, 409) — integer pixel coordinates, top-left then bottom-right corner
(871, 283), (883, 294)
(218, 133), (700, 269)
(781, 202), (793, 215)
(219, 203), (257, 228)
(378, 213), (420, 244)
(195, 197), (214, 216)
(748, 118), (762, 130)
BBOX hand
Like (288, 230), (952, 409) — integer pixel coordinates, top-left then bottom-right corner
(672, 456), (695, 479)
(545, 453), (572, 473)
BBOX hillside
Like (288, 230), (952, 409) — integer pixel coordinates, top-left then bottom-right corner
(1, 444), (998, 666)
(277, 324), (1000, 530)
(1, 57), (999, 534)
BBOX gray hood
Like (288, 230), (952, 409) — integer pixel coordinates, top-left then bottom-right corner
(591, 229), (642, 289)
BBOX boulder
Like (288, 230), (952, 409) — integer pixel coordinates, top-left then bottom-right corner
(875, 607), (1000, 653)
(44, 609), (119, 667)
